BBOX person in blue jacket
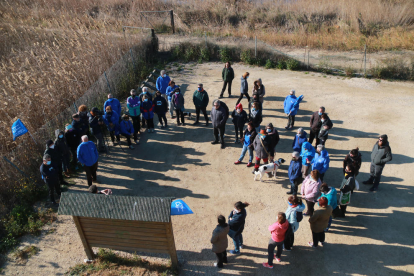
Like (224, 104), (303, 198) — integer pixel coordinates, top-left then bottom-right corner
(318, 183), (338, 231)
(288, 151), (302, 195)
(153, 91), (168, 128)
(103, 105), (120, 145)
(228, 201), (250, 254)
(40, 154), (61, 205)
(103, 94), (121, 118)
(300, 141), (316, 179)
(156, 70), (171, 100)
(284, 89), (299, 129)
(292, 128), (308, 152)
(77, 135), (99, 187)
(141, 94), (155, 133)
(120, 114), (137, 149)
(166, 80), (178, 119)
(139, 87), (152, 127)
(312, 144), (330, 182)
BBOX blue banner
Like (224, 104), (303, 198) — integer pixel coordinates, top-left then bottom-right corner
(11, 119), (28, 141)
(171, 199), (193, 216)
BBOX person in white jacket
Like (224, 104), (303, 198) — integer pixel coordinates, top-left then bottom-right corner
(284, 195), (306, 250)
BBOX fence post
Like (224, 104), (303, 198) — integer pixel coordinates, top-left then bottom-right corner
(205, 31), (207, 47)
(308, 49), (310, 70)
(170, 10), (175, 34)
(364, 44), (367, 76)
(255, 36), (257, 58)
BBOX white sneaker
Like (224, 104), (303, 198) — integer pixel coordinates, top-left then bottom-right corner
(129, 145), (134, 149)
(213, 263), (217, 267)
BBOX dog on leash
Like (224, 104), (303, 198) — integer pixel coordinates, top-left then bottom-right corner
(254, 158), (286, 182)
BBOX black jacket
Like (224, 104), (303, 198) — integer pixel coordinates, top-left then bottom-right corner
(268, 129), (280, 149)
(40, 162), (59, 184)
(343, 152), (362, 174)
(44, 147), (62, 163)
(249, 109), (262, 128)
(231, 110), (248, 128)
(153, 95), (168, 114)
(54, 133), (70, 156)
(371, 141), (392, 166)
(65, 130), (80, 150)
(88, 112), (102, 135)
(228, 209), (247, 235)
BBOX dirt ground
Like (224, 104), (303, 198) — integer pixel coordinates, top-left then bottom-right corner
(3, 62), (414, 275)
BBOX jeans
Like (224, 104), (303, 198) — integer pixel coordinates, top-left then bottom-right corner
(312, 231), (325, 247)
(121, 133), (137, 145)
(62, 153), (70, 172)
(234, 125), (244, 140)
(146, 118), (154, 129)
(213, 126), (225, 143)
(215, 251), (227, 267)
(131, 115), (140, 133)
(94, 132), (105, 151)
(236, 92), (250, 105)
(110, 131), (120, 143)
(287, 115), (295, 127)
(305, 200), (315, 216)
(70, 147), (78, 167)
(157, 113), (167, 126)
(302, 164), (310, 179)
(268, 239), (283, 265)
(239, 144), (253, 163)
(320, 173), (325, 182)
(255, 126), (261, 134)
(309, 128), (320, 146)
(370, 162), (385, 188)
(284, 232), (294, 250)
(232, 234), (243, 252)
(220, 80), (232, 96)
(327, 216), (332, 230)
(168, 101), (174, 117)
(175, 109), (184, 124)
(46, 179), (61, 203)
(195, 106), (208, 123)
(291, 178), (302, 195)
(84, 161), (98, 187)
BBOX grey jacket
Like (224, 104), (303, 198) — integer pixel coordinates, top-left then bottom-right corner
(240, 77), (248, 94)
(211, 101), (229, 128)
(253, 134), (274, 159)
(371, 141), (392, 166)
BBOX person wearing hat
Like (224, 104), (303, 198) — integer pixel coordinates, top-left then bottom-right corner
(127, 89), (141, 134)
(64, 123), (80, 169)
(211, 99), (229, 149)
(220, 62), (234, 98)
(171, 87), (185, 126)
(78, 105), (90, 136)
(235, 72), (250, 104)
(231, 103), (248, 143)
(120, 114), (136, 149)
(40, 154), (61, 206)
(54, 129), (71, 177)
(308, 197), (332, 248)
(284, 89), (298, 129)
(77, 135), (99, 187)
(88, 107), (105, 152)
(363, 134), (392, 191)
(193, 83), (210, 126)
(252, 129), (274, 173)
(44, 139), (67, 185)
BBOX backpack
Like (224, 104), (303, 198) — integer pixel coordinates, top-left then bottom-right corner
(296, 211), (303, 222)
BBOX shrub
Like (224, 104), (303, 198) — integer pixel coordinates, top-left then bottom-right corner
(240, 49), (254, 65)
(219, 47), (232, 63)
(286, 59), (300, 70)
(345, 67), (355, 77)
(265, 59), (275, 69)
(200, 46), (210, 61)
(277, 60), (287, 69)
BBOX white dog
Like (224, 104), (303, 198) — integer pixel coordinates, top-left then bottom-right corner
(254, 158), (286, 182)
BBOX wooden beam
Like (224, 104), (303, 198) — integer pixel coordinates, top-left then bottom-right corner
(165, 222), (178, 268)
(73, 216), (95, 260)
(79, 217), (166, 228)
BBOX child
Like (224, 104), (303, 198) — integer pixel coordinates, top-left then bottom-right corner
(287, 151), (302, 195)
(231, 103), (248, 143)
(234, 122), (256, 167)
(171, 87), (185, 126)
(153, 91), (168, 128)
(318, 113), (333, 146)
(140, 94), (155, 133)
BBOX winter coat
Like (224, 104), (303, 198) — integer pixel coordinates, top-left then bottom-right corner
(156, 75), (171, 94)
(71, 119), (85, 136)
(318, 187), (338, 210)
(77, 141), (99, 166)
(88, 112), (102, 136)
(267, 128), (280, 149)
(40, 162), (59, 184)
(371, 141), (392, 167)
(166, 85), (178, 102)
(54, 132), (70, 156)
(269, 220), (289, 242)
(340, 175), (356, 194)
(343, 152), (362, 175)
(242, 128), (257, 148)
(153, 95), (168, 114)
(301, 175), (322, 202)
(257, 85), (265, 103)
(249, 109), (262, 128)
(288, 158), (302, 184)
(211, 224), (230, 253)
(120, 120), (134, 135)
(44, 146), (62, 163)
(285, 203), (306, 232)
(193, 90), (209, 108)
(248, 99), (262, 116)
(231, 110), (248, 128)
(139, 92), (152, 102)
(228, 209), (247, 235)
(222, 67), (234, 82)
(311, 150), (330, 174)
(171, 92), (185, 111)
(292, 132), (308, 152)
(65, 129), (80, 150)
(309, 205), (333, 233)
(78, 111), (89, 134)
(211, 102), (229, 128)
(284, 94), (298, 115)
(310, 111), (333, 131)
(127, 96), (141, 117)
(300, 142), (316, 166)
(318, 118), (333, 140)
(103, 111), (120, 134)
(104, 98), (121, 117)
(240, 76), (248, 94)
(253, 134), (274, 159)
(140, 100), (155, 120)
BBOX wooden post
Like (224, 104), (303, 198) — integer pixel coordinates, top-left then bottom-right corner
(73, 216), (95, 260)
(165, 222), (178, 268)
(170, 10), (175, 34)
(255, 36), (257, 58)
(364, 44), (367, 76)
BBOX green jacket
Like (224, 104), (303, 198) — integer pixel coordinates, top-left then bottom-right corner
(222, 67), (234, 82)
(193, 90), (209, 108)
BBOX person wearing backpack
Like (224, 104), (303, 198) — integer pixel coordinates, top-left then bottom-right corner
(284, 195), (305, 251)
(228, 201), (249, 255)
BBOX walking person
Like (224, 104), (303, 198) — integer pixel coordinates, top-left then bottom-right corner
(234, 122), (257, 167)
(284, 89), (298, 129)
(262, 212), (289, 268)
(252, 129), (274, 174)
(54, 130), (71, 177)
(65, 124), (80, 169)
(231, 103), (248, 143)
(171, 87), (185, 126)
(287, 151), (302, 195)
(153, 91), (168, 128)
(318, 114), (333, 146)
(363, 135), (392, 191)
(210, 215), (230, 268)
(300, 141), (315, 179)
(220, 62), (234, 98)
(318, 183), (339, 230)
(301, 169), (322, 216)
(103, 106), (120, 145)
(120, 114), (136, 149)
(40, 154), (61, 206)
(228, 201), (249, 254)
(235, 72), (250, 105)
(339, 165), (356, 217)
(284, 195), (306, 250)
(193, 83), (210, 126)
(309, 106), (333, 146)
(140, 94), (155, 132)
(104, 94), (121, 119)
(343, 147), (362, 176)
(77, 135), (99, 187)
(88, 107), (106, 152)
(311, 145), (330, 182)
(292, 128), (307, 152)
(44, 139), (67, 185)
(308, 197), (333, 248)
(211, 99), (229, 149)
(156, 70), (171, 101)
(166, 81), (178, 119)
(127, 89), (141, 135)
(249, 102), (262, 134)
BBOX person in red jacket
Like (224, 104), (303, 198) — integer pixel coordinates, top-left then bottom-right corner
(263, 212), (289, 268)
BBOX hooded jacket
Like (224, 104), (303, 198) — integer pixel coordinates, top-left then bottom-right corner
(267, 128), (280, 149)
(371, 141), (392, 166)
(269, 220), (289, 242)
(153, 95), (168, 114)
(300, 142), (316, 166)
(140, 100), (155, 120)
(292, 131), (308, 152)
(309, 205), (333, 233)
(211, 101), (229, 128)
(54, 130), (70, 156)
(231, 108), (248, 128)
(77, 141), (99, 166)
(343, 152), (362, 175)
(288, 158), (302, 183)
(318, 187), (338, 210)
(171, 92), (185, 111)
(104, 98), (121, 116)
(103, 110), (120, 134)
(285, 203), (306, 232)
(88, 112), (102, 135)
(44, 145), (62, 163)
(120, 120), (134, 135)
(222, 67), (234, 82)
(193, 89), (209, 108)
(156, 75), (171, 94)
(127, 95), (141, 117)
(166, 85), (178, 102)
(284, 94), (298, 115)
(311, 150), (330, 174)
(228, 208), (247, 235)
(65, 129), (80, 150)
(240, 76), (248, 94)
(71, 119), (85, 136)
(249, 108), (262, 128)
(253, 134), (274, 159)
(301, 174), (322, 202)
(243, 128), (257, 147)
(211, 224), (230, 253)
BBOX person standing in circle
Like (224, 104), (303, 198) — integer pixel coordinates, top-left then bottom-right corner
(262, 212), (289, 268)
(228, 201), (249, 255)
(220, 62), (234, 98)
(210, 215), (229, 268)
(193, 83), (210, 126)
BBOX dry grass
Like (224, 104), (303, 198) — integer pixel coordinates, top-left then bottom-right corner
(13, 245), (39, 264)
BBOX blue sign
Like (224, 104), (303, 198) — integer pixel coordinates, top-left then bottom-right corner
(11, 119), (28, 141)
(171, 199), (193, 216)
